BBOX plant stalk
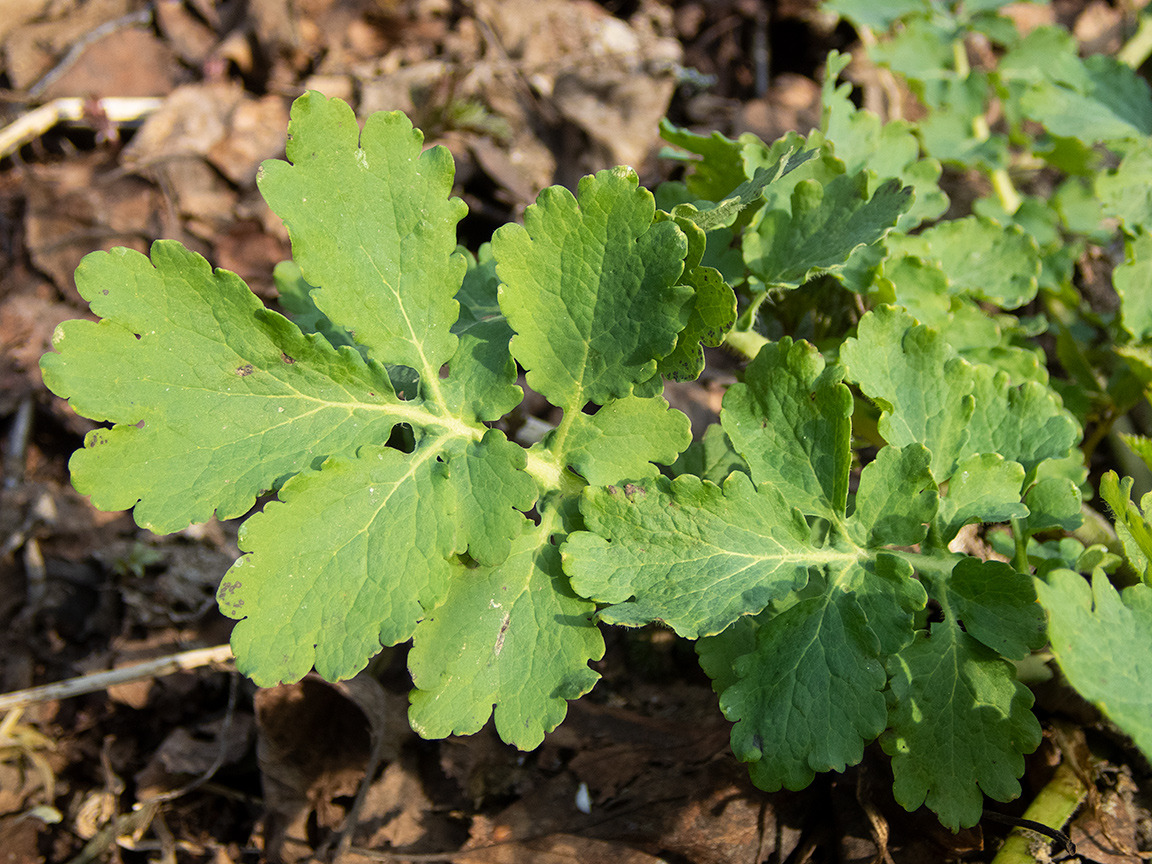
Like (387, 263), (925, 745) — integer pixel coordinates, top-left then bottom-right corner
(987, 761), (1087, 864)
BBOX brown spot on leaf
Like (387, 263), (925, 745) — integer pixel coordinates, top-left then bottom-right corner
(494, 612), (511, 655)
(236, 364), (255, 376)
(281, 352), (295, 364)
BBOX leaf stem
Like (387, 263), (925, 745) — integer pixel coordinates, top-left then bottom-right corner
(952, 38), (970, 79)
(955, 36), (1022, 215)
(723, 328), (769, 361)
(1009, 516), (1030, 573)
(1117, 13), (1152, 68)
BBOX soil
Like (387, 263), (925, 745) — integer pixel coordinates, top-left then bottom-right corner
(0, 1), (1149, 862)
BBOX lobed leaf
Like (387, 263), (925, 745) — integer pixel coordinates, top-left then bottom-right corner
(564, 472), (826, 639)
(408, 514), (604, 750)
(821, 50), (948, 230)
(1112, 229), (1152, 342)
(1038, 570), (1152, 760)
(557, 395), (691, 486)
(947, 558), (1046, 661)
(721, 337), (852, 519)
(1096, 144), (1152, 231)
(670, 423), (750, 485)
(846, 444), (937, 548)
(937, 454), (1027, 541)
(40, 241), (406, 534)
(743, 174), (911, 289)
(1019, 53), (1152, 144)
(219, 430), (535, 685)
(657, 266), (737, 382)
(258, 92), (467, 380)
(721, 586), (888, 791)
(885, 217), (1040, 309)
(963, 365), (1080, 481)
(1099, 471), (1152, 583)
(1023, 476), (1083, 535)
(492, 167), (693, 409)
(883, 622), (1042, 830)
(841, 306), (974, 481)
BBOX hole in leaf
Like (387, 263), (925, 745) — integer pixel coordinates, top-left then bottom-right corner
(387, 423), (415, 453)
(439, 363), (450, 379)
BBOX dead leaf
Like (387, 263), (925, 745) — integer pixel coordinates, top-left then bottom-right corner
(477, 0), (682, 171)
(154, 0), (219, 67)
(23, 158), (158, 297)
(456, 833), (668, 864)
(254, 673), (410, 863)
(0, 0), (52, 44)
(207, 94), (289, 185)
(4, 0), (134, 90)
(41, 27), (178, 100)
(134, 713), (255, 799)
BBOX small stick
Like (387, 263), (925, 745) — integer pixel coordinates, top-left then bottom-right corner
(0, 644), (234, 712)
(0, 96), (164, 159)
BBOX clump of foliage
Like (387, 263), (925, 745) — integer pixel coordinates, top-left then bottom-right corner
(41, 0), (1152, 832)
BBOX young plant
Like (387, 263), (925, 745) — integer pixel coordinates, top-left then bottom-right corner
(39, 3), (1152, 831)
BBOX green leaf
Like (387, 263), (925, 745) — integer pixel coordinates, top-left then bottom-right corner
(998, 25), (1083, 89)
(273, 259), (359, 352)
(670, 423), (750, 485)
(696, 616), (758, 696)
(564, 472), (823, 638)
(885, 217), (1040, 309)
(743, 174), (911, 289)
(821, 50), (948, 230)
(219, 430), (535, 685)
(963, 365), (1080, 481)
(658, 266), (737, 382)
(1096, 143), (1152, 231)
(845, 553), (926, 655)
(883, 622), (1042, 830)
(869, 16), (956, 85)
(1112, 229), (1152, 342)
(721, 586), (888, 790)
(823, 0), (929, 32)
(937, 454), (1027, 541)
(658, 120), (753, 202)
(258, 92), (467, 379)
(847, 444), (937, 548)
(669, 153), (817, 231)
(1019, 54), (1152, 143)
(40, 241), (407, 534)
(492, 167), (692, 409)
(454, 244), (504, 325)
(408, 514), (604, 749)
(721, 337), (852, 519)
(1038, 570), (1152, 761)
(948, 558), (1046, 661)
(443, 248), (522, 420)
(1023, 476), (1083, 535)
(1121, 432), (1152, 478)
(557, 395), (691, 486)
(1100, 471), (1152, 583)
(840, 306), (974, 481)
